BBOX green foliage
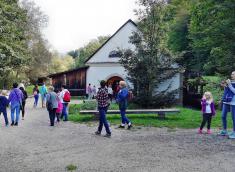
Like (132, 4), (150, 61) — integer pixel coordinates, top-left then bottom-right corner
(73, 36), (109, 67)
(66, 164), (77, 171)
(120, 0), (180, 108)
(69, 107), (232, 129)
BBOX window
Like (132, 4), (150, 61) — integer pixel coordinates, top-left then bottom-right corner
(108, 50), (122, 58)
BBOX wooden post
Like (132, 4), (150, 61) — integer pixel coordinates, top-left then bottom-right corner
(158, 112), (166, 119)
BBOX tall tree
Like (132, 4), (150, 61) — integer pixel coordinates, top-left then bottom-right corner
(120, 0), (180, 107)
(73, 36), (109, 67)
(189, 0), (235, 75)
(0, 0), (29, 88)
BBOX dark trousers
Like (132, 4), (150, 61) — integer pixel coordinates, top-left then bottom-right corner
(48, 108), (56, 126)
(21, 101), (26, 118)
(120, 109), (130, 124)
(0, 109), (9, 125)
(56, 113), (61, 122)
(200, 113), (212, 130)
(98, 106), (111, 134)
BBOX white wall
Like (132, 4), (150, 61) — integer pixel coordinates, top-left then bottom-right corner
(86, 63), (131, 88)
(86, 22), (138, 64)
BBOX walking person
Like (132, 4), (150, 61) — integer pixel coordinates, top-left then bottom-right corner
(33, 85), (40, 107)
(46, 86), (58, 126)
(19, 86), (28, 120)
(87, 83), (92, 100)
(116, 81), (132, 129)
(59, 85), (70, 121)
(55, 89), (63, 123)
(8, 83), (23, 126)
(95, 80), (111, 137)
(198, 92), (216, 134)
(218, 71), (235, 138)
(0, 90), (9, 126)
(108, 84), (113, 102)
(39, 82), (47, 108)
(92, 85), (97, 99)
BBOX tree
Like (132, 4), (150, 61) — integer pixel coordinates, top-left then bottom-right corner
(0, 0), (29, 88)
(73, 36), (110, 67)
(120, 0), (180, 108)
(21, 0), (53, 83)
(189, 0), (235, 76)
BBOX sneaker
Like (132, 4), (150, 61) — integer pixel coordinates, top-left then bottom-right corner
(228, 132), (235, 139)
(218, 130), (228, 136)
(14, 122), (18, 126)
(95, 131), (101, 135)
(198, 129), (203, 134)
(127, 124), (133, 130)
(104, 133), (111, 138)
(207, 129), (212, 134)
(118, 125), (125, 129)
(11, 122), (14, 126)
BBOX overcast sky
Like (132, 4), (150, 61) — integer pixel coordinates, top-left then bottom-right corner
(31, 0), (138, 53)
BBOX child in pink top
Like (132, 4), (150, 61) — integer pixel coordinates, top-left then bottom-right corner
(55, 89), (63, 123)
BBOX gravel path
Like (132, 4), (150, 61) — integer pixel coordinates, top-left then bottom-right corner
(0, 98), (234, 172)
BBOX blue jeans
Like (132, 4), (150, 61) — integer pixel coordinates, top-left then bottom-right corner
(61, 103), (68, 121)
(11, 103), (20, 123)
(34, 94), (39, 106)
(98, 107), (111, 134)
(120, 109), (130, 124)
(0, 109), (9, 125)
(222, 104), (235, 131)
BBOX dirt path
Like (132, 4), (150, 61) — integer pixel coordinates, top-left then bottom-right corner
(0, 98), (234, 172)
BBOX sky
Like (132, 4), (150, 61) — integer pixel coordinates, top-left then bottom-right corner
(31, 0), (138, 53)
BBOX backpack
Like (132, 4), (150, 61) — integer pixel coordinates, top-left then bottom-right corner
(63, 91), (71, 102)
(128, 91), (134, 101)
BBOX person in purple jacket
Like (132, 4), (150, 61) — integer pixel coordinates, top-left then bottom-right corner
(198, 91), (216, 134)
(0, 90), (9, 126)
(8, 83), (23, 126)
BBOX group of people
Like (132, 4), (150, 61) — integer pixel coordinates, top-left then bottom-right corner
(95, 80), (132, 137)
(86, 84), (97, 100)
(198, 71), (235, 139)
(0, 82), (71, 127)
(0, 83), (28, 126)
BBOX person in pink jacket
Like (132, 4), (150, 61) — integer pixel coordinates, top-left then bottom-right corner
(55, 89), (63, 123)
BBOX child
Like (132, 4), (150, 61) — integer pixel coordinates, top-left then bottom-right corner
(198, 92), (216, 134)
(55, 89), (63, 123)
(0, 90), (9, 126)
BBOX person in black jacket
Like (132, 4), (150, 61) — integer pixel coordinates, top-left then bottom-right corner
(0, 90), (9, 126)
(19, 87), (28, 120)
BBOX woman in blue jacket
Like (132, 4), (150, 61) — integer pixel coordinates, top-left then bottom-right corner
(116, 81), (132, 129)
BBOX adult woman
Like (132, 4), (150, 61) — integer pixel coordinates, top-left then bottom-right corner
(46, 86), (58, 126)
(218, 71), (235, 139)
(116, 81), (132, 129)
(8, 83), (23, 126)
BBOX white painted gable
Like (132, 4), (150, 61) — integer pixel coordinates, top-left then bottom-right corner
(86, 20), (138, 64)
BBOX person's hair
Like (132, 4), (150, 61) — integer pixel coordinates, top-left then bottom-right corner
(13, 83), (18, 88)
(100, 80), (106, 88)
(19, 87), (24, 91)
(54, 89), (59, 93)
(119, 81), (126, 88)
(204, 91), (213, 101)
(18, 83), (25, 89)
(1, 90), (7, 96)
(61, 85), (66, 89)
(48, 86), (54, 92)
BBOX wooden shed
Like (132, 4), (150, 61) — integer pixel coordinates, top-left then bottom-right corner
(48, 66), (89, 96)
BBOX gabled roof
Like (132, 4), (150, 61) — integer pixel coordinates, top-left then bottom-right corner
(48, 66), (89, 78)
(85, 19), (137, 64)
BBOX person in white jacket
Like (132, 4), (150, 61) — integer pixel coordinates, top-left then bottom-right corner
(59, 85), (70, 121)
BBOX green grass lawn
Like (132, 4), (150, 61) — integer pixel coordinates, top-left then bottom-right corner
(69, 106), (233, 129)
